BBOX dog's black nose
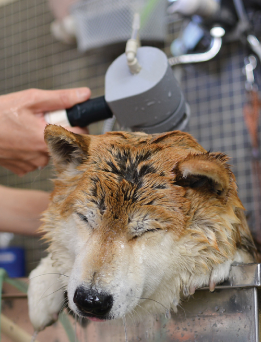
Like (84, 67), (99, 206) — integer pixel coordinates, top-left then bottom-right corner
(73, 286), (113, 317)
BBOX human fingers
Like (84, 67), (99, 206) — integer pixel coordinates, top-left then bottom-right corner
(28, 88), (91, 112)
(0, 145), (49, 162)
(29, 153), (50, 169)
(2, 152), (49, 175)
(0, 159), (38, 176)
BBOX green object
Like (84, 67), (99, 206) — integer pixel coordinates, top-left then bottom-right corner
(140, 0), (162, 29)
(5, 277), (28, 294)
(0, 268), (76, 342)
(0, 268), (8, 341)
(59, 311), (78, 342)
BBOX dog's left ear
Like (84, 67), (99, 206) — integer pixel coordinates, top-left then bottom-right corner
(173, 152), (231, 197)
(44, 124), (90, 172)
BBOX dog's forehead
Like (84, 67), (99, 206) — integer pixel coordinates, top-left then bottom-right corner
(64, 131), (201, 232)
(74, 171), (188, 239)
(57, 130), (208, 235)
(86, 130), (206, 172)
(73, 130), (206, 212)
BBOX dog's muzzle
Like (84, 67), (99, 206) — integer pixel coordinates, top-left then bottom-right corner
(73, 286), (113, 319)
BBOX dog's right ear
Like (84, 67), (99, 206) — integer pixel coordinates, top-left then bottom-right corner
(44, 124), (90, 173)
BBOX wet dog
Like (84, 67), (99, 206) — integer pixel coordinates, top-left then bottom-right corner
(28, 124), (256, 332)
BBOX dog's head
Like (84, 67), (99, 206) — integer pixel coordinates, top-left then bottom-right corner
(42, 124), (256, 321)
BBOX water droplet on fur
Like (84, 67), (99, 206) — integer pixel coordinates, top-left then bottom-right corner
(147, 101), (155, 106)
(31, 331), (38, 342)
(168, 91), (172, 97)
(122, 315), (128, 342)
(165, 310), (171, 319)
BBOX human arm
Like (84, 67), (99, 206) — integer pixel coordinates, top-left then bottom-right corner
(0, 185), (50, 236)
(0, 87), (91, 175)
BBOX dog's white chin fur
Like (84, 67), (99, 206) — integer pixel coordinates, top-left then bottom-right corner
(28, 247), (250, 332)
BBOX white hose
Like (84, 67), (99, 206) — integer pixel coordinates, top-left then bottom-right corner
(125, 13), (141, 74)
(168, 37), (222, 66)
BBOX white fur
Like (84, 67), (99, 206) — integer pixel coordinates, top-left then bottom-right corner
(28, 195), (254, 331)
(28, 224), (248, 332)
(28, 254), (64, 332)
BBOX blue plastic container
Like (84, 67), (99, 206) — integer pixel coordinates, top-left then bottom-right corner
(0, 247), (25, 277)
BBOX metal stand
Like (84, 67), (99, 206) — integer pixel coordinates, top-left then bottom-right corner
(171, 263), (261, 342)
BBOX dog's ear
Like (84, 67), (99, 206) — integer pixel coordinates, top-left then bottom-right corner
(44, 124), (90, 173)
(173, 152), (231, 197)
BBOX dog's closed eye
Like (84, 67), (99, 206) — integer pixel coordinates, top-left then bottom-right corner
(132, 227), (162, 239)
(77, 212), (88, 223)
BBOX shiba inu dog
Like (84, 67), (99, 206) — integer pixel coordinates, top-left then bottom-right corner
(28, 124), (256, 332)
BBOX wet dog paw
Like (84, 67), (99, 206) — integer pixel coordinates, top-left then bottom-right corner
(28, 254), (64, 332)
(208, 261), (231, 292)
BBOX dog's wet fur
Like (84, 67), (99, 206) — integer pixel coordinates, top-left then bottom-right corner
(28, 125), (257, 331)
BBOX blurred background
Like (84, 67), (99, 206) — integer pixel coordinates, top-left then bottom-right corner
(0, 0), (261, 276)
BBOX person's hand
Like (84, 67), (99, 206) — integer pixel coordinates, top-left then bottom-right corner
(0, 88), (90, 175)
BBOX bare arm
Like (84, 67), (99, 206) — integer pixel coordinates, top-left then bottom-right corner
(0, 185), (50, 236)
